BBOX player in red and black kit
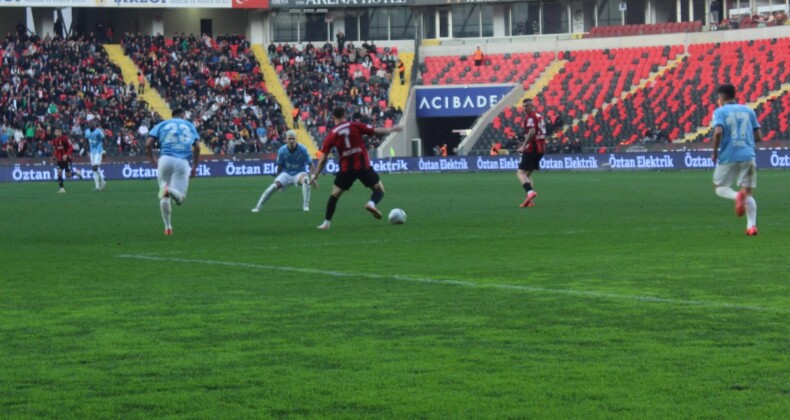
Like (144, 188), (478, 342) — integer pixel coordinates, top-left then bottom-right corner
(311, 107), (403, 230)
(517, 98), (546, 208)
(51, 128), (79, 193)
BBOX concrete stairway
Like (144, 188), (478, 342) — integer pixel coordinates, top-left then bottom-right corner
(251, 45), (319, 157)
(388, 52), (414, 112)
(104, 44), (212, 155)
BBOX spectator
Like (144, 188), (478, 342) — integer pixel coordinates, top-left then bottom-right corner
(473, 47), (484, 67)
(123, 32), (287, 155)
(397, 59), (406, 85)
(711, 0), (720, 24)
(336, 31), (345, 53)
(292, 107), (300, 128)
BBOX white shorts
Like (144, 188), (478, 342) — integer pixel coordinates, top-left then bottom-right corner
(90, 152), (104, 166)
(713, 160), (757, 189)
(274, 172), (308, 189)
(158, 155), (191, 197)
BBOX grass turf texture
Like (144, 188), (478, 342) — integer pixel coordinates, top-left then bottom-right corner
(1, 171), (789, 418)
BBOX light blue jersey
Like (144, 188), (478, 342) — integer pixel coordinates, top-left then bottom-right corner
(85, 128), (105, 154)
(277, 144), (311, 176)
(149, 118), (200, 160)
(711, 103), (760, 163)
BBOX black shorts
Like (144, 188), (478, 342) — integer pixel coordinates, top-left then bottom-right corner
(334, 169), (380, 191)
(56, 160), (72, 172)
(519, 152), (544, 171)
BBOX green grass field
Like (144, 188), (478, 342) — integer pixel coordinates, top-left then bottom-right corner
(1, 170), (789, 418)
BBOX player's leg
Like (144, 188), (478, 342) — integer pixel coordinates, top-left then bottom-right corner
(253, 172), (291, 212)
(713, 163), (741, 215)
(361, 170), (384, 219)
(297, 172), (311, 211)
(737, 161), (758, 235)
(56, 165), (65, 192)
(91, 152), (106, 190)
(157, 157), (174, 234)
(517, 153), (537, 207)
(168, 159), (191, 205)
(318, 173), (352, 229)
(91, 153), (100, 190)
(253, 181), (283, 212)
(517, 169), (537, 208)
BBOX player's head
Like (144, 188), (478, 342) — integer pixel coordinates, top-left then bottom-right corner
(716, 84), (736, 105)
(332, 107), (347, 123)
(285, 130), (297, 149)
(523, 98), (535, 113)
(172, 108), (186, 119)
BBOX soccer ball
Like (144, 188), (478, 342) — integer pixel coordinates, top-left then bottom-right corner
(388, 208), (407, 225)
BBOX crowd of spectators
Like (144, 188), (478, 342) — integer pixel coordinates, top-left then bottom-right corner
(1, 33), (157, 158)
(714, 9), (788, 30)
(268, 39), (403, 151)
(123, 32), (288, 155)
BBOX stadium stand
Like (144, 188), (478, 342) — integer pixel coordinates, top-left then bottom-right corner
(472, 45), (682, 154)
(268, 42), (403, 150)
(575, 38), (790, 147)
(0, 34), (157, 159)
(420, 52), (554, 87)
(586, 22), (703, 38)
(122, 33), (288, 155)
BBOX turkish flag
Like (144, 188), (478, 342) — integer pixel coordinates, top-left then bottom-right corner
(232, 0), (269, 8)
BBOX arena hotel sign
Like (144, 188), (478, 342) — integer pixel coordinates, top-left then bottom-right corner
(0, 0), (269, 7)
(270, 0), (411, 7)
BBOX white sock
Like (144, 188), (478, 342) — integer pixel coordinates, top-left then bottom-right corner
(160, 198), (172, 229)
(93, 172), (100, 189)
(366, 200), (376, 208)
(715, 186), (738, 200)
(302, 179), (311, 207)
(98, 169), (104, 182)
(745, 196), (757, 228)
(256, 184), (278, 209)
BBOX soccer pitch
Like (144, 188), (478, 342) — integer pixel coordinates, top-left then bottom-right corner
(1, 171), (788, 418)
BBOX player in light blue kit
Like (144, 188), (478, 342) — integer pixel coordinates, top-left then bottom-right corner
(84, 117), (107, 191)
(252, 130), (316, 212)
(711, 84), (763, 236)
(145, 109), (201, 236)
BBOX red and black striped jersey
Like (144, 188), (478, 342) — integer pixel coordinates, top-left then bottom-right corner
(321, 121), (375, 172)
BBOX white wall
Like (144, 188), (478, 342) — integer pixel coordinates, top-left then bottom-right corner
(420, 24), (790, 58)
(493, 5), (507, 37)
(162, 9), (250, 37)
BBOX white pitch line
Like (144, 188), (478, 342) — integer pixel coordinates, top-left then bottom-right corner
(246, 225), (732, 253)
(117, 254), (789, 313)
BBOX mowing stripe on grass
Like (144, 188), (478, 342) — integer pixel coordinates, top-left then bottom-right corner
(117, 254), (789, 313)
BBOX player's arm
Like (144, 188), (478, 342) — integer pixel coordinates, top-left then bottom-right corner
(519, 127), (536, 152)
(65, 138), (74, 160)
(307, 158), (318, 188)
(312, 153), (328, 182)
(373, 125), (403, 135)
(275, 154), (284, 176)
(711, 126), (723, 163)
(146, 136), (158, 167)
(750, 111), (763, 143)
(312, 134), (334, 182)
(190, 141), (200, 178)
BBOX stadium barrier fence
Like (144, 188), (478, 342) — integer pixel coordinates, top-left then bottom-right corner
(2, 151), (790, 183)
